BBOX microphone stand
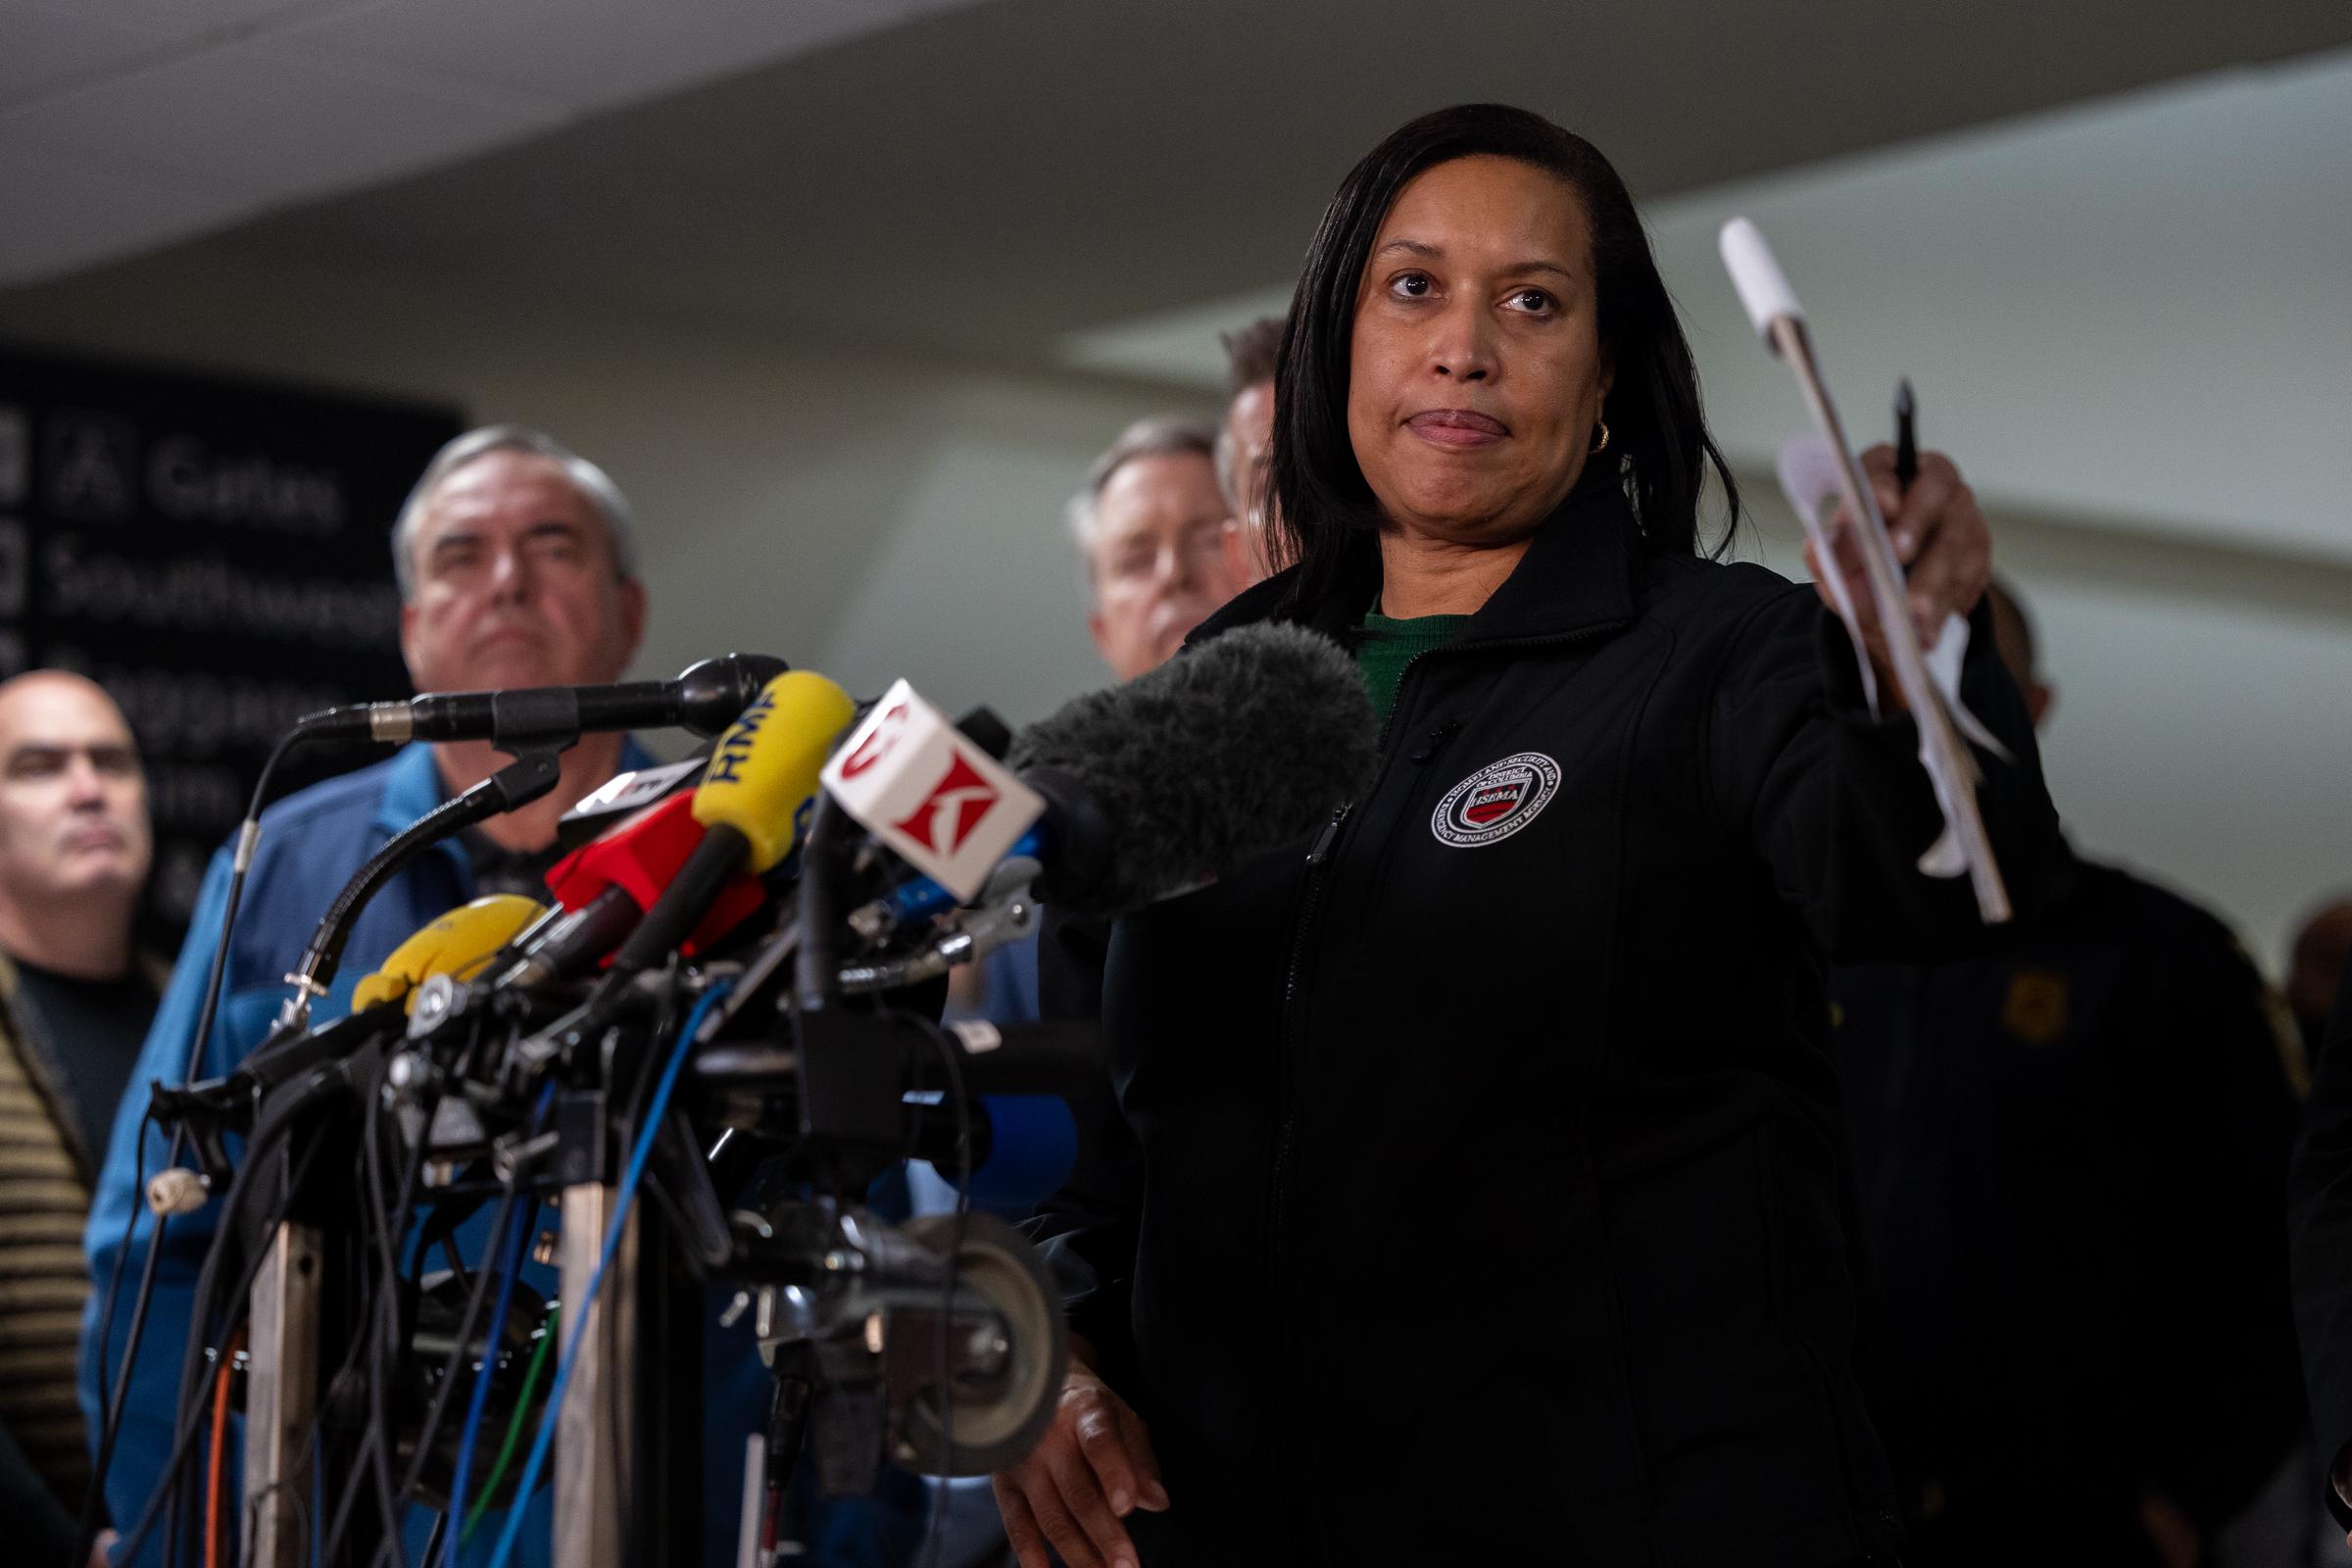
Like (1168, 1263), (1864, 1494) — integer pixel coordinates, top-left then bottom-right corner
(241, 1048), (383, 1568)
(240, 718), (577, 1568)
(283, 739), (569, 1030)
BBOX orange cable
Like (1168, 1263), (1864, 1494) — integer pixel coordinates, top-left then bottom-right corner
(205, 1330), (240, 1568)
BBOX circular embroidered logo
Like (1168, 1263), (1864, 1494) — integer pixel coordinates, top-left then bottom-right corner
(1431, 752), (1561, 848)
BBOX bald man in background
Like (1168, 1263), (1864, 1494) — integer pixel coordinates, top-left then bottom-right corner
(0, 671), (159, 1568)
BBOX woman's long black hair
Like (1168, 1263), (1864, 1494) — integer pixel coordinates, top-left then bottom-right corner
(1268, 103), (1740, 616)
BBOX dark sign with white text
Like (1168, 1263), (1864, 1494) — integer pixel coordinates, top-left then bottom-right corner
(0, 346), (463, 937)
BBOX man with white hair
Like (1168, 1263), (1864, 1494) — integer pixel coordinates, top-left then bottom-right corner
(1069, 416), (1248, 682)
(76, 426), (774, 1565)
(388, 425), (648, 866)
(945, 417), (1247, 1040)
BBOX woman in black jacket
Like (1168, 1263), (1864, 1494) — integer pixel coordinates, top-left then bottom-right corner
(994, 104), (2059, 1567)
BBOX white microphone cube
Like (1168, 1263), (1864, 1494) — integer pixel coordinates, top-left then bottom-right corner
(1719, 217), (1804, 345)
(820, 679), (1044, 904)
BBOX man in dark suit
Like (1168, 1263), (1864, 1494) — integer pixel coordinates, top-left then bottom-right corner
(2291, 925), (2352, 1544)
(1835, 582), (2306, 1565)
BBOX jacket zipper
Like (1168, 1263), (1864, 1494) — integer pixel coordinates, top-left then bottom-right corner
(1270, 618), (1624, 1083)
(1261, 621), (1625, 1534)
(1267, 618), (1626, 1210)
(1268, 800), (1350, 1260)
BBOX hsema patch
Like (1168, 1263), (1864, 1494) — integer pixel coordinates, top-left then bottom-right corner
(1431, 752), (1561, 848)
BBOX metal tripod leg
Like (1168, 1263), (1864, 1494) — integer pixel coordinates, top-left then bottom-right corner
(555, 1182), (637, 1568)
(243, 1221), (321, 1568)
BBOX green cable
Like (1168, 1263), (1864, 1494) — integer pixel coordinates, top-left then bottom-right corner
(461, 1303), (561, 1545)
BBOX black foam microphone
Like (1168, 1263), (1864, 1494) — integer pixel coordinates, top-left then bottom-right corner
(1004, 622), (1379, 916)
(292, 652), (790, 745)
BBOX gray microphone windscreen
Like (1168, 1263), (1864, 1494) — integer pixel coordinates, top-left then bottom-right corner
(1007, 622), (1378, 915)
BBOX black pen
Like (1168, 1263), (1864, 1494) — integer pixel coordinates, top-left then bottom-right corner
(1893, 378), (1918, 495)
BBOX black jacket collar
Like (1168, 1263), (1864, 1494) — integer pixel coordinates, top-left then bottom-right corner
(1189, 477), (1644, 652)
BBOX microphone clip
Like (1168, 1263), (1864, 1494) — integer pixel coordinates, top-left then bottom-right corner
(473, 688), (590, 758)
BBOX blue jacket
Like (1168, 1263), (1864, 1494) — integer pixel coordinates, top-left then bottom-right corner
(80, 743), (786, 1567)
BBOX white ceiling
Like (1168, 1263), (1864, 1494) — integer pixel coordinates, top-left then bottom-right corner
(1653, 52), (2352, 567)
(0, 0), (983, 285)
(3, 2), (2345, 568)
(12, 0), (2350, 351)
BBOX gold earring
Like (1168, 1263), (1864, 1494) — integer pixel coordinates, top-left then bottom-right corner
(1589, 419), (1611, 455)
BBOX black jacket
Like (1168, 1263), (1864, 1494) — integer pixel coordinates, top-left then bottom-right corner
(1835, 852), (2304, 1560)
(2290, 958), (2352, 1526)
(1031, 484), (2059, 1566)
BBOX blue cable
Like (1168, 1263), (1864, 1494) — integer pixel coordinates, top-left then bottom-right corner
(441, 1081), (555, 1566)
(483, 982), (732, 1568)
(445, 1192), (537, 1564)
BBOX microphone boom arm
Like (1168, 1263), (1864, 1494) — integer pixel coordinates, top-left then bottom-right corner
(284, 746), (565, 1025)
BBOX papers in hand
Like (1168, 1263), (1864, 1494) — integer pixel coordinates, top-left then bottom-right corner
(1775, 432), (2011, 881)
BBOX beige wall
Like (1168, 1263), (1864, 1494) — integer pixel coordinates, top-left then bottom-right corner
(5, 242), (2345, 970)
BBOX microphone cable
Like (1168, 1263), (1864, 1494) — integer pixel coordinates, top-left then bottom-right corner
(481, 980), (731, 1568)
(388, 1185), (526, 1532)
(164, 1075), (347, 1568)
(85, 1103), (153, 1417)
(319, 1076), (439, 1566)
(384, 1081), (562, 1546)
(76, 728), (303, 1568)
(200, 1326), (238, 1568)
(459, 1298), (559, 1552)
(419, 1082), (559, 1568)
(110, 1100), (324, 1568)
(435, 1195), (539, 1567)
(248, 1115), (418, 1568)
(166, 1053), (422, 1568)
(304, 1054), (436, 1568)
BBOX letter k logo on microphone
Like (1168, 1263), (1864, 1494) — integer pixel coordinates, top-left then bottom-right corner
(892, 752), (1000, 855)
(822, 678), (1044, 902)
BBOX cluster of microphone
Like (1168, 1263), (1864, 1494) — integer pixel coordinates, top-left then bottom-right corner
(115, 629), (1381, 1568)
(345, 630), (1365, 975)
(314, 626), (1377, 1206)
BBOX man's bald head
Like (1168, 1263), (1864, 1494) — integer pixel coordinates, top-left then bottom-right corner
(0, 672), (151, 915)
